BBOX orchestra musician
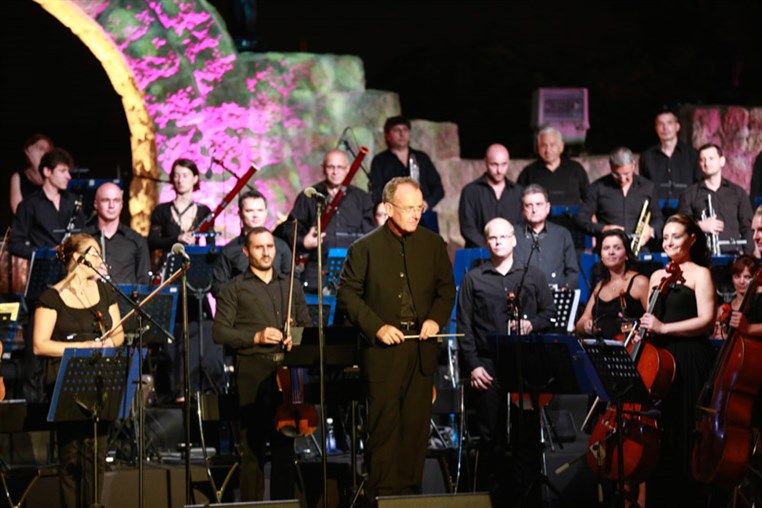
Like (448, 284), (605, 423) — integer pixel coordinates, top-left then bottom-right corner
(637, 214), (716, 506)
(10, 132), (54, 214)
(456, 217), (556, 506)
(751, 204), (762, 259)
(337, 177), (455, 501)
(575, 229), (649, 339)
(33, 233), (124, 508)
(713, 255), (758, 340)
(148, 157), (224, 400)
(212, 227), (312, 502)
(279, 149), (374, 293)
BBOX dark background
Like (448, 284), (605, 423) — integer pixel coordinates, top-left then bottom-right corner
(2, 0), (761, 229)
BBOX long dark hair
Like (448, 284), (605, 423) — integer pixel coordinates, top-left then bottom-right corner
(594, 229), (638, 283)
(664, 213), (711, 267)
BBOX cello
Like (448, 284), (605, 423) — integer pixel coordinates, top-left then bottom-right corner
(692, 264), (762, 487)
(586, 261), (681, 482)
(275, 219), (318, 438)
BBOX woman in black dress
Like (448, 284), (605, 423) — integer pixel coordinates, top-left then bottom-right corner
(576, 229), (649, 339)
(33, 233), (124, 508)
(639, 214), (716, 507)
(148, 157), (223, 399)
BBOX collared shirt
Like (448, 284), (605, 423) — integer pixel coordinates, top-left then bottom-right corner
(638, 141), (700, 202)
(517, 158), (590, 206)
(678, 178), (754, 254)
(83, 222), (151, 285)
(283, 182), (374, 291)
(456, 260), (556, 375)
(211, 234), (292, 297)
(458, 173), (523, 248)
(9, 189), (85, 259)
(514, 221), (580, 289)
(370, 148), (445, 209)
(575, 173), (664, 238)
(212, 269), (312, 355)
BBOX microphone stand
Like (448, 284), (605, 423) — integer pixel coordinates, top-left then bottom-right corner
(88, 263), (184, 508)
(314, 198), (329, 506)
(180, 256), (192, 505)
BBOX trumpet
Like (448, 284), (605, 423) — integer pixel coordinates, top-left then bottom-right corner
(700, 194), (721, 256)
(631, 199), (651, 256)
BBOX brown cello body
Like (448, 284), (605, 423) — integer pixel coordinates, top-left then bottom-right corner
(275, 366), (318, 437)
(692, 266), (762, 487)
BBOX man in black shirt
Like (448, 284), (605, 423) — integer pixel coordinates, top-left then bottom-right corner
(517, 126), (589, 206)
(369, 115), (444, 231)
(83, 182), (151, 285)
(457, 217), (556, 506)
(576, 147), (663, 248)
(283, 149), (374, 293)
(458, 143), (523, 247)
(213, 227), (312, 502)
(212, 190), (291, 297)
(678, 143), (754, 255)
(638, 108), (701, 204)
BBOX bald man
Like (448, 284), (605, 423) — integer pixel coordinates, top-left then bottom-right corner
(280, 149), (374, 292)
(458, 143), (523, 247)
(83, 182), (151, 284)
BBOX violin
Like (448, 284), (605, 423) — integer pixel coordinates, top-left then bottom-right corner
(0, 341), (5, 401)
(692, 265), (762, 487)
(586, 261), (681, 482)
(275, 219), (318, 437)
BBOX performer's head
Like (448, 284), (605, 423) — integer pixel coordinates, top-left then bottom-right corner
(24, 132), (53, 170)
(40, 148), (73, 191)
(484, 144), (510, 185)
(483, 217), (516, 261)
(522, 184), (551, 229)
(609, 147), (635, 188)
(244, 227), (275, 272)
(322, 149), (350, 189)
(697, 143), (725, 180)
(662, 213), (710, 267)
(383, 177), (423, 235)
(238, 189), (268, 231)
(94, 182), (124, 223)
(752, 204), (762, 257)
(730, 255), (758, 298)
(57, 233), (103, 273)
(170, 158), (200, 193)
(373, 200), (388, 227)
(535, 126), (564, 167)
(595, 229), (638, 282)
(383, 115), (411, 150)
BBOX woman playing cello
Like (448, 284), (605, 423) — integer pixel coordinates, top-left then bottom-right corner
(638, 214), (716, 506)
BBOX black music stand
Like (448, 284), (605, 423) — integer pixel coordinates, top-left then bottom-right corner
(47, 347), (141, 508)
(23, 249), (63, 302)
(323, 248), (347, 294)
(550, 289), (581, 334)
(580, 339), (654, 508)
(116, 284), (178, 345)
(165, 246), (220, 392)
(487, 333), (591, 506)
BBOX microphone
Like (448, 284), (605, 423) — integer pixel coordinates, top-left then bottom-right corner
(76, 246), (93, 265)
(172, 243), (191, 264)
(304, 187), (328, 202)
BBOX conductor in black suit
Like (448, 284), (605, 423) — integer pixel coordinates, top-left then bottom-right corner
(337, 176), (456, 500)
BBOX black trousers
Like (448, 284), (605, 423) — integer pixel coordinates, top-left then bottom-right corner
(363, 341), (434, 499)
(56, 421), (108, 508)
(236, 354), (296, 501)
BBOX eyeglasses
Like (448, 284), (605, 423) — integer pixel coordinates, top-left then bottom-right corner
(486, 234), (514, 242)
(389, 203), (426, 215)
(324, 165), (348, 171)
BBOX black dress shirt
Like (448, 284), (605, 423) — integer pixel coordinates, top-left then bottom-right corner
(283, 182), (374, 291)
(212, 269), (312, 356)
(517, 158), (590, 206)
(148, 202), (215, 254)
(83, 222), (151, 285)
(9, 189), (85, 259)
(458, 174), (523, 248)
(369, 148), (444, 209)
(514, 221), (580, 289)
(211, 234), (292, 297)
(456, 261), (556, 374)
(575, 173), (664, 239)
(678, 178), (754, 255)
(638, 141), (700, 202)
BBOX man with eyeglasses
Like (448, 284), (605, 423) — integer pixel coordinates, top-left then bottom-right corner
(456, 217), (556, 506)
(337, 177), (455, 503)
(281, 149), (374, 292)
(459, 143), (523, 248)
(83, 182), (151, 285)
(575, 146), (663, 249)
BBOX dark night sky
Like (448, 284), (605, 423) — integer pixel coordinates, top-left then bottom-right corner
(2, 0), (761, 229)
